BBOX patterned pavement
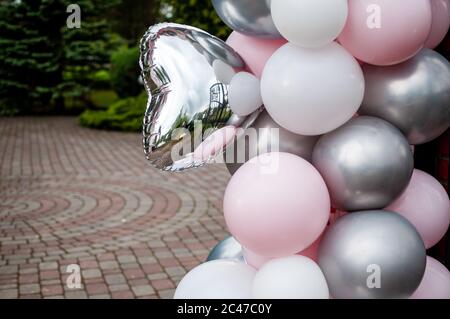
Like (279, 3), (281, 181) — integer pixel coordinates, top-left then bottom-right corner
(0, 117), (231, 299)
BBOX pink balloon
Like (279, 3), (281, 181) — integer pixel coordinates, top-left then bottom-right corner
(297, 236), (322, 262)
(226, 32), (287, 78)
(224, 152), (330, 258)
(243, 248), (271, 270)
(411, 256), (450, 299)
(425, 0), (450, 49)
(386, 169), (450, 249)
(193, 126), (236, 161)
(339, 0), (432, 65)
(243, 236), (322, 270)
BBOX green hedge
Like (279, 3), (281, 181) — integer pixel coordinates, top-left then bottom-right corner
(110, 46), (142, 98)
(79, 91), (147, 132)
(88, 90), (119, 109)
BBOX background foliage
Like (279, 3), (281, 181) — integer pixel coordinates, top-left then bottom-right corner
(79, 92), (148, 132)
(155, 0), (230, 40)
(0, 0), (66, 115)
(0, 0), (229, 131)
(0, 0), (123, 115)
(110, 46), (142, 99)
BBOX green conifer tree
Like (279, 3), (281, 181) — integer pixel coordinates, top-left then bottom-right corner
(0, 0), (66, 114)
(0, 0), (121, 114)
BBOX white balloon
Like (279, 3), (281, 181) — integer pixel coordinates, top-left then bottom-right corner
(261, 42), (364, 136)
(252, 256), (329, 299)
(271, 0), (348, 48)
(229, 72), (263, 116)
(213, 59), (236, 84)
(174, 260), (256, 299)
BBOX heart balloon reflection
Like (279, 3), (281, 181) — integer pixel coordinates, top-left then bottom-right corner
(140, 23), (251, 171)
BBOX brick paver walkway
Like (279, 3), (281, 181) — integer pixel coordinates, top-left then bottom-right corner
(0, 117), (231, 299)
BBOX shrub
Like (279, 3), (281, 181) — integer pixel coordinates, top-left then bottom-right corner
(0, 101), (20, 116)
(88, 90), (119, 109)
(89, 70), (112, 90)
(79, 91), (147, 132)
(110, 46), (142, 98)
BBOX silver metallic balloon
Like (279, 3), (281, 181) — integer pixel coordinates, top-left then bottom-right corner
(206, 236), (244, 262)
(212, 0), (281, 38)
(225, 110), (321, 175)
(140, 23), (254, 171)
(360, 49), (450, 145)
(318, 211), (426, 299)
(312, 116), (414, 212)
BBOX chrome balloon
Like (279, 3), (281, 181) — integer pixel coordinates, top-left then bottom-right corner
(212, 0), (281, 38)
(318, 211), (426, 299)
(225, 110), (320, 175)
(140, 23), (251, 171)
(360, 49), (450, 145)
(312, 116), (414, 212)
(207, 236), (244, 262)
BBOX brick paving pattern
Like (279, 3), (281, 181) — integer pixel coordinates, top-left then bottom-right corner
(0, 117), (231, 299)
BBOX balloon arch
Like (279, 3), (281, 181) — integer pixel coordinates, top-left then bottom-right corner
(140, 0), (450, 299)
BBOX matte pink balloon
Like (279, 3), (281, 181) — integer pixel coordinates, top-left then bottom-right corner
(243, 236), (323, 270)
(224, 152), (330, 258)
(411, 256), (450, 299)
(425, 0), (450, 49)
(193, 126), (236, 161)
(386, 169), (450, 249)
(339, 0), (432, 65)
(297, 236), (322, 262)
(244, 209), (344, 269)
(243, 248), (271, 270)
(226, 32), (287, 78)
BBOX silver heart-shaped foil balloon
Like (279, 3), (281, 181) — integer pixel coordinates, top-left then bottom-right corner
(140, 23), (253, 171)
(212, 0), (281, 38)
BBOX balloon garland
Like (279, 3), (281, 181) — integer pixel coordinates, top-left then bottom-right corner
(140, 0), (450, 299)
